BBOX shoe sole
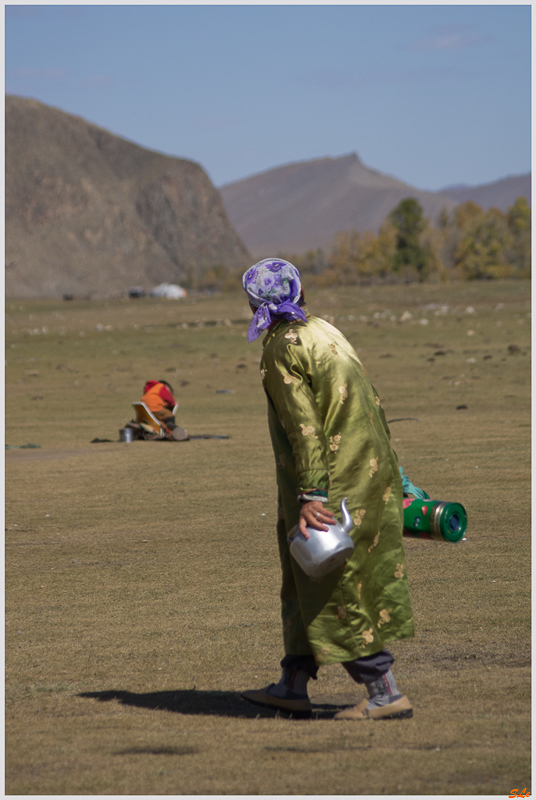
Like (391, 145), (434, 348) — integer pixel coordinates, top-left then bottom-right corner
(240, 694), (312, 719)
(334, 695), (413, 721)
(376, 707), (413, 720)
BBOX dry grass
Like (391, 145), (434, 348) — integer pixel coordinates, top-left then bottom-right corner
(5, 280), (531, 795)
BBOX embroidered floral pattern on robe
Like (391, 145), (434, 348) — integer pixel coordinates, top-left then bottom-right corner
(353, 508), (367, 527)
(329, 434), (342, 452)
(260, 312), (414, 664)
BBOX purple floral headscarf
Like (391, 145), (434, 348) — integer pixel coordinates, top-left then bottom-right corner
(242, 258), (307, 342)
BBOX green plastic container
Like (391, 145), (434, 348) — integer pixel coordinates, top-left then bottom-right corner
(403, 498), (467, 543)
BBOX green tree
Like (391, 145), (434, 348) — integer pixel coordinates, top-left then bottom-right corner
(282, 249), (326, 276)
(326, 222), (396, 284)
(389, 198), (428, 279)
(453, 204), (512, 280)
(506, 197), (531, 276)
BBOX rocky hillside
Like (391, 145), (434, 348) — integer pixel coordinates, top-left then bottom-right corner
(5, 96), (250, 298)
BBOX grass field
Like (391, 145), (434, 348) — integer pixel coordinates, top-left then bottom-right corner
(5, 280), (531, 795)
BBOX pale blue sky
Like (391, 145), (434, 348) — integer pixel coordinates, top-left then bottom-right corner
(5, 3), (532, 190)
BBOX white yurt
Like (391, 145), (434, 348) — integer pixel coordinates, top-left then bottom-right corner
(150, 283), (187, 299)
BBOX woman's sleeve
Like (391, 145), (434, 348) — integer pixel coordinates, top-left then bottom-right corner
(159, 385), (176, 408)
(263, 343), (329, 495)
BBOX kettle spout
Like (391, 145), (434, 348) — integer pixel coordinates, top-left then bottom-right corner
(340, 497), (352, 534)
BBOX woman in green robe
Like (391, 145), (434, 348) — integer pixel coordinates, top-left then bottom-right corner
(241, 259), (414, 720)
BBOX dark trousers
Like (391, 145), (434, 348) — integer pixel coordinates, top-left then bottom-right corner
(281, 649), (394, 684)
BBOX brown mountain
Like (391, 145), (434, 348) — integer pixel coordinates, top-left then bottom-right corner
(219, 154), (531, 259)
(219, 153), (459, 258)
(437, 174), (531, 211)
(5, 96), (250, 298)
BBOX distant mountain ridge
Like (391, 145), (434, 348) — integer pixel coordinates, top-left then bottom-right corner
(5, 95), (250, 298)
(220, 154), (531, 258)
(437, 173), (530, 211)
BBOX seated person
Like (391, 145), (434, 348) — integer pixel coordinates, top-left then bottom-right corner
(141, 380), (178, 433)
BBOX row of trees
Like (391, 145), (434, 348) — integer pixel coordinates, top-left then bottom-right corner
(191, 195), (530, 291)
(285, 196), (531, 285)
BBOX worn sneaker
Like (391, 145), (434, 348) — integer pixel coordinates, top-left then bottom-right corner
(334, 695), (413, 720)
(241, 684), (312, 717)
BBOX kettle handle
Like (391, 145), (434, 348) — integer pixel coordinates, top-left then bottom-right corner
(287, 499), (352, 540)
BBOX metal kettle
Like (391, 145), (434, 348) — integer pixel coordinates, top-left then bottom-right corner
(287, 497), (355, 578)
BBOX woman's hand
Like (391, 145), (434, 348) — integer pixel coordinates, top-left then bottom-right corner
(299, 501), (337, 539)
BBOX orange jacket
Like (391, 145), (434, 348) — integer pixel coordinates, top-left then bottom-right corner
(141, 381), (176, 416)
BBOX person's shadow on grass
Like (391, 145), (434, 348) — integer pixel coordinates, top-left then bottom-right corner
(79, 688), (345, 720)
